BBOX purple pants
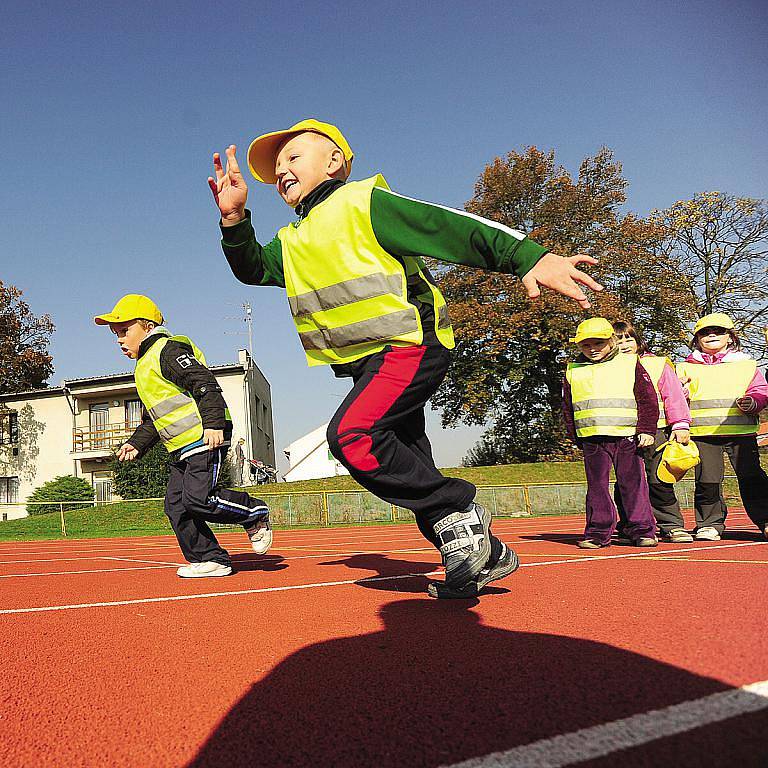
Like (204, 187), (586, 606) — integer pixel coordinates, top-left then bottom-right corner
(582, 437), (656, 544)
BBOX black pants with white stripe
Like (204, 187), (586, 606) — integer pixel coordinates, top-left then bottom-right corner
(165, 447), (269, 565)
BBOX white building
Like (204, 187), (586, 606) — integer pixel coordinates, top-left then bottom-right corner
(283, 423), (349, 483)
(0, 350), (274, 519)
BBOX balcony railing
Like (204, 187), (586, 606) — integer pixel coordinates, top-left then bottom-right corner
(72, 423), (138, 453)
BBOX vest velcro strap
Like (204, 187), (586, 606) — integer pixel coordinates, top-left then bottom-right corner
(157, 413), (203, 442)
(148, 393), (194, 421)
(574, 416), (638, 428)
(573, 398), (637, 412)
(288, 273), (404, 317)
(691, 414), (758, 427)
(437, 305), (451, 330)
(690, 398), (739, 409)
(299, 309), (419, 351)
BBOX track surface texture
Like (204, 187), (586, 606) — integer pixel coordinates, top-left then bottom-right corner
(2, 509), (766, 767)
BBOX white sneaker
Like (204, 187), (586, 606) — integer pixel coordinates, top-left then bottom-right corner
(177, 561), (233, 578)
(246, 521), (273, 554)
(694, 527), (721, 542)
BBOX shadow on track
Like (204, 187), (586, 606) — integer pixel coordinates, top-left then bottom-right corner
(230, 554), (288, 573)
(185, 598), (766, 768)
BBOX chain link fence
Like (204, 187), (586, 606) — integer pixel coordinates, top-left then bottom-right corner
(0, 477), (743, 537)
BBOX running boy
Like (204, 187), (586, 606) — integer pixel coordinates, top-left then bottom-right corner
(208, 119), (601, 597)
(94, 294), (272, 577)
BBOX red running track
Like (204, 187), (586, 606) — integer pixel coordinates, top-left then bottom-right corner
(1, 509), (767, 767)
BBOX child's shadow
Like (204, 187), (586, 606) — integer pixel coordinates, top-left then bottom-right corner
(230, 554), (288, 573)
(185, 598), (766, 767)
(319, 553), (509, 595)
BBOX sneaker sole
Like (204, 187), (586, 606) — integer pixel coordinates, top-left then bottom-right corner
(428, 544), (520, 599)
(442, 503), (493, 588)
(250, 529), (273, 555)
(177, 568), (233, 578)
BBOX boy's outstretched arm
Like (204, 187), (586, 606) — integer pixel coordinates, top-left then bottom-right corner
(370, 187), (602, 309)
(208, 145), (286, 288)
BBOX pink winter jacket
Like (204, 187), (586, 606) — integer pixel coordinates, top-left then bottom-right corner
(682, 350), (768, 413)
(643, 353), (690, 430)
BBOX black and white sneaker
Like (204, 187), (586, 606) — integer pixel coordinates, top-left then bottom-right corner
(433, 501), (492, 588)
(428, 539), (520, 599)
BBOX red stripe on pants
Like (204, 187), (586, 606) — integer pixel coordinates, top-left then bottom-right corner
(338, 345), (427, 471)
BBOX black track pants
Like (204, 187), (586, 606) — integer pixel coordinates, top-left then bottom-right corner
(165, 448), (269, 565)
(327, 344), (475, 544)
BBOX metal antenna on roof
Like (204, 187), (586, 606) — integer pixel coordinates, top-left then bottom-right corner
(223, 301), (254, 360)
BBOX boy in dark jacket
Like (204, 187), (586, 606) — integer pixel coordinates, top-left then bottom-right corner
(95, 294), (272, 577)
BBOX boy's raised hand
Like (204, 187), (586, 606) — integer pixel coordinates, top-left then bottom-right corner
(522, 253), (602, 310)
(208, 145), (248, 226)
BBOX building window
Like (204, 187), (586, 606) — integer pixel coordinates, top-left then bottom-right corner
(0, 477), (19, 503)
(125, 399), (142, 429)
(0, 411), (19, 445)
(93, 473), (113, 504)
(90, 403), (110, 449)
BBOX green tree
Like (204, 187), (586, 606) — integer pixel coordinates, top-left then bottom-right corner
(27, 475), (94, 516)
(652, 191), (768, 360)
(431, 146), (693, 465)
(0, 281), (55, 394)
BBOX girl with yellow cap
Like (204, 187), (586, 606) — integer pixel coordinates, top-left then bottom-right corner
(676, 313), (768, 540)
(612, 320), (693, 543)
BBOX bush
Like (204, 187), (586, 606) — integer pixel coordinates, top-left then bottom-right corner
(110, 443), (171, 499)
(27, 475), (95, 516)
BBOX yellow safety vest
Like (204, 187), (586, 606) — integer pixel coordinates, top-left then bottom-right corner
(566, 353), (639, 438)
(135, 332), (209, 453)
(676, 359), (758, 436)
(278, 174), (455, 367)
(639, 355), (670, 429)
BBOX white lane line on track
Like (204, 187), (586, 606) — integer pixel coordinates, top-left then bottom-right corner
(518, 540), (768, 567)
(441, 679), (768, 768)
(99, 556), (182, 566)
(0, 566), (178, 579)
(2, 541), (765, 614)
(0, 571), (439, 613)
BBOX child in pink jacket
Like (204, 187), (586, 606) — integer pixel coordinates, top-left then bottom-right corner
(613, 321), (693, 542)
(677, 313), (768, 540)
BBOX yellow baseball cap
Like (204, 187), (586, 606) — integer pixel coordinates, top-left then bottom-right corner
(247, 119), (354, 184)
(94, 294), (164, 326)
(656, 440), (700, 484)
(569, 317), (614, 344)
(693, 312), (734, 335)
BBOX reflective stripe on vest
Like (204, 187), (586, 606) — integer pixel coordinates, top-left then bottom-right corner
(639, 355), (669, 428)
(134, 332), (206, 453)
(566, 354), (639, 438)
(279, 174), (455, 367)
(676, 359), (758, 436)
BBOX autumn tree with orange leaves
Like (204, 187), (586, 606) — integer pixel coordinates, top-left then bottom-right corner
(430, 147), (694, 464)
(0, 281), (55, 394)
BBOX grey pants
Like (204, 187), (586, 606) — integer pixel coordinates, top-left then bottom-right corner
(693, 435), (768, 533)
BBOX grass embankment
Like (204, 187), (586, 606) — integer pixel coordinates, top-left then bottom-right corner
(0, 459), (752, 542)
(0, 462), (586, 542)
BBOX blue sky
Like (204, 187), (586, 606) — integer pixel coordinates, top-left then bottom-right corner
(2, 0), (766, 468)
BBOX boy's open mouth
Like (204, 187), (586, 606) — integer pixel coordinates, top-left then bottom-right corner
(282, 179), (298, 193)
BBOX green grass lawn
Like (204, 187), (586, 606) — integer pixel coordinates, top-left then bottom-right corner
(0, 458), (751, 542)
